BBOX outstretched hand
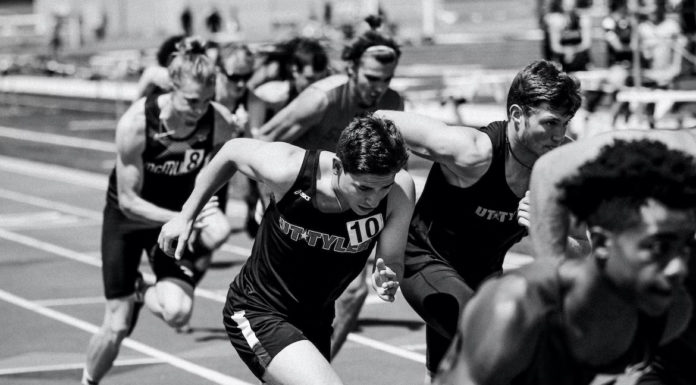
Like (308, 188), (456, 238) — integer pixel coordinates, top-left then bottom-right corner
(517, 190), (530, 230)
(372, 258), (399, 302)
(158, 197), (219, 260)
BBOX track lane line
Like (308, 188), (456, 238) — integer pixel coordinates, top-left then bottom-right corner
(0, 288), (253, 385)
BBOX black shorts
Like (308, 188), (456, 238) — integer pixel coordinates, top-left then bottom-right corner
(401, 258), (501, 372)
(101, 203), (210, 299)
(222, 285), (332, 381)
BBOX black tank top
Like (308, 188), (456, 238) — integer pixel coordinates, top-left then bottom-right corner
(231, 150), (388, 318)
(405, 121), (526, 287)
(106, 94), (216, 211)
(560, 12), (583, 46)
(507, 260), (666, 385)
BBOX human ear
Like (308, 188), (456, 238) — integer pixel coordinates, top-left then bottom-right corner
(509, 104), (524, 126)
(589, 226), (610, 266)
(332, 158), (342, 175)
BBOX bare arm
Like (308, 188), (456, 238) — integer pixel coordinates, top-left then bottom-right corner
(211, 101), (245, 147)
(254, 87), (328, 143)
(115, 99), (178, 226)
(374, 110), (493, 179)
(372, 170), (416, 300)
(530, 129), (696, 259)
(435, 276), (539, 385)
(159, 139), (304, 258)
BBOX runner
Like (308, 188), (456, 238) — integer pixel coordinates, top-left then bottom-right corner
(253, 18), (404, 358)
(81, 37), (241, 385)
(376, 59), (589, 382)
(528, 128), (696, 385)
(433, 133), (696, 385)
(158, 114), (415, 385)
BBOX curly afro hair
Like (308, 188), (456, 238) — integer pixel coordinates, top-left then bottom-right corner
(558, 139), (696, 231)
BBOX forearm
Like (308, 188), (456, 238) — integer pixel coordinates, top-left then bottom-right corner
(181, 152), (239, 219)
(119, 195), (178, 226)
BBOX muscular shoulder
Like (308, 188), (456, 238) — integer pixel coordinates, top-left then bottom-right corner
(116, 98), (147, 154)
(308, 74), (349, 94)
(253, 80), (290, 105)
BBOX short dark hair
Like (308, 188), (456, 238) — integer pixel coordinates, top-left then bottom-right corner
(289, 37), (329, 73)
(558, 139), (696, 231)
(157, 35), (185, 67)
(506, 60), (582, 118)
(341, 29), (400, 67)
(336, 114), (408, 175)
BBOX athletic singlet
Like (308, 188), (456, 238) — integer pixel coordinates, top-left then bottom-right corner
(292, 74), (404, 151)
(405, 121), (526, 285)
(648, 256), (696, 384)
(230, 150), (388, 317)
(560, 12), (583, 46)
(106, 93), (216, 211)
(506, 259), (666, 385)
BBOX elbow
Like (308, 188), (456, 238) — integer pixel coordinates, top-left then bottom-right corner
(117, 194), (138, 220)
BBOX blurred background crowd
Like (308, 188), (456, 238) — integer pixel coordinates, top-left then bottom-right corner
(2, 0), (696, 133)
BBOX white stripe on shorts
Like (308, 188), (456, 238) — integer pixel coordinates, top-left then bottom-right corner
(231, 310), (260, 349)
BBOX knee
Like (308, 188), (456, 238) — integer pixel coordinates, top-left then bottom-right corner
(160, 299), (193, 328)
(197, 210), (232, 250)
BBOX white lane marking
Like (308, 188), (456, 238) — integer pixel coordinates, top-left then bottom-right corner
(0, 289), (253, 385)
(33, 296), (105, 307)
(346, 334), (426, 364)
(0, 211), (95, 229)
(0, 357), (164, 376)
(0, 188), (102, 219)
(0, 155), (108, 190)
(0, 125), (115, 152)
(0, 226), (427, 363)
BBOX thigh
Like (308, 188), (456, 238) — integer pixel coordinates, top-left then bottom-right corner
(264, 340), (342, 385)
(101, 205), (149, 299)
(223, 297), (330, 381)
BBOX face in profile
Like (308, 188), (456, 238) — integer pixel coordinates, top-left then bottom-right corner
(336, 169), (397, 216)
(602, 198), (695, 316)
(171, 76), (216, 125)
(516, 102), (573, 157)
(350, 54), (397, 108)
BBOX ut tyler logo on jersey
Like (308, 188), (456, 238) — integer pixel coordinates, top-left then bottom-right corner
(277, 214), (384, 253)
(475, 206), (517, 222)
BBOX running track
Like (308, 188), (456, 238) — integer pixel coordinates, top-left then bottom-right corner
(0, 106), (533, 385)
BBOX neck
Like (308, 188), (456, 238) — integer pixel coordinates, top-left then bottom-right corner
(505, 124), (537, 172)
(331, 174), (345, 212)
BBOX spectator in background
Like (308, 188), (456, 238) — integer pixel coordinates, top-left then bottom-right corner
(638, 0), (687, 88)
(545, 0), (593, 72)
(181, 7), (193, 36)
(604, 0), (635, 67)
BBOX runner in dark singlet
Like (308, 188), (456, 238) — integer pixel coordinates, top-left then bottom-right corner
(253, 19), (405, 358)
(81, 37), (241, 385)
(435, 138), (696, 385)
(159, 114), (415, 385)
(376, 59), (588, 382)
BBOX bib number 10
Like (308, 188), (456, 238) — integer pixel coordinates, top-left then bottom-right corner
(346, 214), (384, 246)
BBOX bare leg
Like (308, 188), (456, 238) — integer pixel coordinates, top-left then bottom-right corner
(330, 266), (368, 359)
(263, 340), (343, 385)
(83, 297), (135, 384)
(143, 277), (195, 328)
